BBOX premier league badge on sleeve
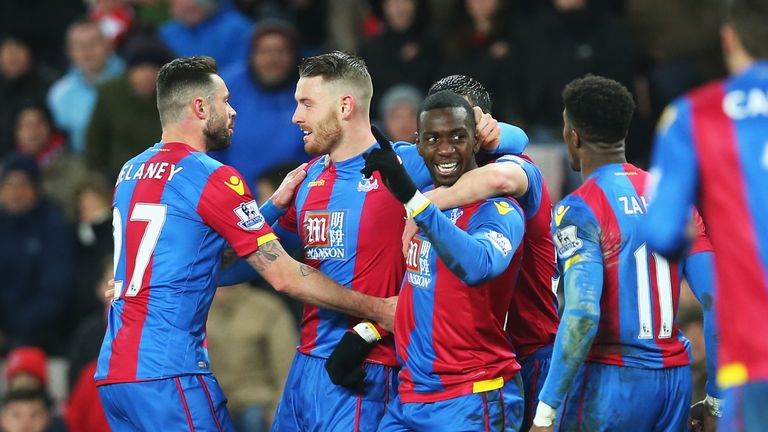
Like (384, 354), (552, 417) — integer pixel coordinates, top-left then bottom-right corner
(554, 225), (583, 259)
(233, 200), (265, 230)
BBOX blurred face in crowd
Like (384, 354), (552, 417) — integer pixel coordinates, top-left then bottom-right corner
(251, 33), (295, 87)
(203, 74), (236, 152)
(384, 0), (416, 32)
(0, 171), (39, 216)
(417, 107), (478, 187)
(0, 399), (50, 432)
(67, 23), (111, 79)
(15, 108), (52, 156)
(554, 0), (588, 12)
(385, 101), (418, 143)
(78, 187), (111, 224)
(170, 0), (215, 26)
(128, 64), (160, 98)
(7, 374), (43, 392)
(293, 76), (343, 155)
(0, 39), (32, 80)
(466, 0), (498, 22)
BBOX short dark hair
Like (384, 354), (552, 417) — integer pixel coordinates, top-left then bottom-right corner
(727, 0), (768, 59)
(156, 56), (218, 126)
(427, 75), (492, 114)
(418, 90), (476, 135)
(298, 51), (372, 104)
(2, 387), (51, 410)
(562, 75), (635, 144)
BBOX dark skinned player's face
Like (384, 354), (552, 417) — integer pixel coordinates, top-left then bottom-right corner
(416, 107), (479, 187)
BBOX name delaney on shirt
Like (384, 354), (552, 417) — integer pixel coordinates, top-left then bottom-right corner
(116, 162), (184, 184)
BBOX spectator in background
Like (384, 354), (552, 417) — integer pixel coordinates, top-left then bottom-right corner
(0, 388), (61, 432)
(359, 0), (438, 118)
(377, 83), (421, 143)
(4, 347), (48, 392)
(0, 36), (56, 158)
(0, 155), (73, 355)
(14, 105), (87, 221)
(159, 0), (253, 70)
(439, 0), (516, 121)
(3, 347), (68, 432)
(207, 282), (297, 432)
(214, 19), (308, 190)
(515, 0), (635, 142)
(70, 176), (113, 327)
(85, 37), (172, 182)
(47, 19), (125, 155)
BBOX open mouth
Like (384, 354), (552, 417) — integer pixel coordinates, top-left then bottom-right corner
(434, 161), (459, 176)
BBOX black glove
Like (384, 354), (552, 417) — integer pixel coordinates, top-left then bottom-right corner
(325, 331), (373, 392)
(361, 125), (418, 204)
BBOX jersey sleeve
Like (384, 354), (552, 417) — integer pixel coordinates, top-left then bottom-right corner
(488, 122), (528, 155)
(539, 197), (604, 409)
(494, 154), (543, 218)
(690, 208), (713, 254)
(645, 100), (699, 258)
(196, 165), (277, 257)
(413, 197), (525, 286)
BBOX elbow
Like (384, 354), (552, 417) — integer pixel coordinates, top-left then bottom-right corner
(563, 303), (600, 336)
(487, 166), (519, 196)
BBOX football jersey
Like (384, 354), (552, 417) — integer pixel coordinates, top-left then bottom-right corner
(396, 197), (526, 403)
(647, 60), (768, 387)
(553, 163), (691, 369)
(273, 143), (431, 366)
(495, 154), (560, 359)
(96, 142), (276, 384)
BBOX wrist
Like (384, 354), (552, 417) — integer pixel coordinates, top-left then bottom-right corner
(405, 191), (431, 218)
(704, 394), (723, 418)
(352, 321), (382, 344)
(532, 401), (556, 427)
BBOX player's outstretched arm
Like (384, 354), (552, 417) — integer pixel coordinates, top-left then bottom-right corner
(426, 155), (540, 211)
(246, 239), (397, 331)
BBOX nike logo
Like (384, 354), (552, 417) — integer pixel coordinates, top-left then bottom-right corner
(225, 175), (245, 195)
(494, 201), (514, 215)
(554, 205), (569, 226)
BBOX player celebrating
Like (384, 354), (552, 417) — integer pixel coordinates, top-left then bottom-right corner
(423, 75), (559, 429)
(530, 76), (716, 431)
(366, 90), (527, 431)
(95, 56), (396, 431)
(645, 0), (768, 429)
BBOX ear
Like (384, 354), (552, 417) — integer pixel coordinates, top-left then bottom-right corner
(570, 129), (582, 149)
(415, 134), (425, 157)
(340, 94), (356, 120)
(193, 96), (207, 120)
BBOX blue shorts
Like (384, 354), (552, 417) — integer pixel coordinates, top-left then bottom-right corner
(98, 374), (235, 431)
(555, 363), (691, 432)
(377, 376), (524, 432)
(519, 344), (552, 431)
(720, 380), (768, 431)
(271, 352), (398, 432)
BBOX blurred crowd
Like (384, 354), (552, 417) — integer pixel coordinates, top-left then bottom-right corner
(0, 0), (725, 431)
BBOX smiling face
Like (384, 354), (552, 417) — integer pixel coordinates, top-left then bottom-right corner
(417, 107), (478, 187)
(292, 76), (343, 155)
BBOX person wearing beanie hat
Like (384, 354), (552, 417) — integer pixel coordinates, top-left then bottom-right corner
(4, 346), (48, 391)
(214, 18), (308, 191)
(0, 153), (75, 355)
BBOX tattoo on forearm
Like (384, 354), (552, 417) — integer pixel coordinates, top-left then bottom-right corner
(250, 241), (285, 272)
(300, 264), (318, 277)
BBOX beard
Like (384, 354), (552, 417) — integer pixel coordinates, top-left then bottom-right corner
(304, 110), (342, 156)
(204, 108), (232, 152)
